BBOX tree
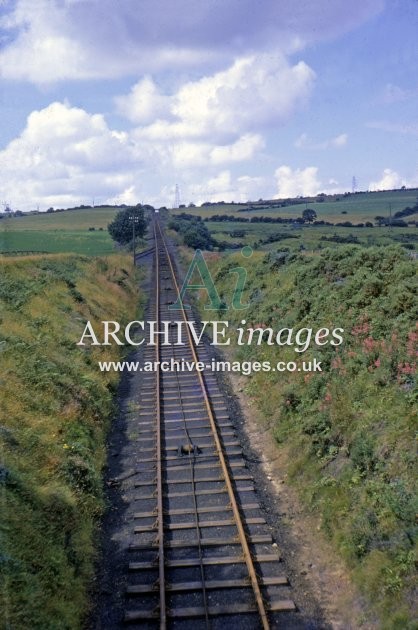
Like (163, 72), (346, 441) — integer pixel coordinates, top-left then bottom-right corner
(183, 221), (213, 249)
(302, 208), (317, 223)
(108, 205), (147, 245)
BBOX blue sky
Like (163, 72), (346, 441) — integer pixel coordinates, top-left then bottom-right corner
(0, 0), (417, 210)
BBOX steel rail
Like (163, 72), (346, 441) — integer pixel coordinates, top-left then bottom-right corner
(169, 345), (210, 628)
(155, 219), (271, 630)
(153, 220), (167, 629)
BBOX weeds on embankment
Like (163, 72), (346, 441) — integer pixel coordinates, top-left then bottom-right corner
(0, 254), (138, 629)
(200, 244), (417, 629)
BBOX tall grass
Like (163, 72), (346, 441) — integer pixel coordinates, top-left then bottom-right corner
(0, 254), (138, 629)
(197, 244), (417, 629)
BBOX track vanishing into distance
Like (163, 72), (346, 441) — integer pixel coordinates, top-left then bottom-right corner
(122, 219), (296, 628)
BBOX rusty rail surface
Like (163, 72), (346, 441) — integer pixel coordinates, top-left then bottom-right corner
(123, 218), (295, 627)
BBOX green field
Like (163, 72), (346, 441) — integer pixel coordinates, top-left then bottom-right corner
(0, 230), (116, 255)
(205, 221), (418, 251)
(172, 189), (418, 224)
(1, 191), (418, 256)
(1, 207), (118, 231)
(169, 189), (418, 253)
(0, 207), (119, 255)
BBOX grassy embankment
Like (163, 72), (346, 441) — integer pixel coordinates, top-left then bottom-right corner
(190, 244), (417, 628)
(0, 254), (139, 628)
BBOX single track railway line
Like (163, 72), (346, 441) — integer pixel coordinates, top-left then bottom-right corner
(123, 219), (296, 628)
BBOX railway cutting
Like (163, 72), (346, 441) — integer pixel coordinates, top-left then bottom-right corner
(94, 219), (300, 629)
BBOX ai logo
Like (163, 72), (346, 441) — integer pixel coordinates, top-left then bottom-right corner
(169, 246), (253, 311)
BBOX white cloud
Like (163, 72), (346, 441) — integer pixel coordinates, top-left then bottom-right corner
(0, 102), (140, 210)
(180, 171), (268, 206)
(175, 55), (315, 138)
(0, 1), (89, 83)
(368, 168), (418, 191)
(122, 54), (315, 143)
(210, 134), (265, 165)
(163, 133), (265, 169)
(0, 95), (355, 209)
(0, 0), (383, 83)
(169, 142), (210, 169)
(234, 174), (270, 202)
(0, 99), (269, 210)
(274, 165), (322, 197)
(114, 77), (171, 124)
(295, 132), (348, 150)
(112, 53), (315, 181)
(332, 133), (348, 147)
(0, 1), (216, 83)
(107, 185), (139, 206)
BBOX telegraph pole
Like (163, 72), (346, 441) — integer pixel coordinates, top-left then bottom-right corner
(129, 213), (139, 266)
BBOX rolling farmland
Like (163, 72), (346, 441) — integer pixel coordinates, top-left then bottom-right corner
(0, 207), (119, 255)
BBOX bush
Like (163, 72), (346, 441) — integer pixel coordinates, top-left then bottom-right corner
(170, 215), (214, 250)
(197, 242), (417, 626)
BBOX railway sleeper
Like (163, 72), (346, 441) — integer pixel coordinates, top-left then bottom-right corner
(134, 517), (266, 533)
(128, 552), (282, 571)
(137, 459), (245, 475)
(126, 575), (288, 595)
(129, 533), (272, 551)
(133, 502), (260, 518)
(124, 598), (296, 622)
(135, 429), (236, 442)
(134, 486), (255, 500)
(134, 473), (252, 487)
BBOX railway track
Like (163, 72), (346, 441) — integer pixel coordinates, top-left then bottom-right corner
(123, 219), (296, 628)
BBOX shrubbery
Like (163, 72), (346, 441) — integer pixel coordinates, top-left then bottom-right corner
(169, 214), (214, 249)
(198, 244), (417, 627)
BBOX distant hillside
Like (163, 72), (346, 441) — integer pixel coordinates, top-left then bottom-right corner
(172, 189), (418, 224)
